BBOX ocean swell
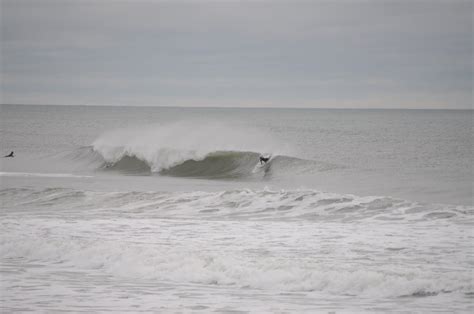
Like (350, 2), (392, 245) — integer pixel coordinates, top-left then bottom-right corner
(92, 122), (285, 168)
(2, 187), (471, 222)
(87, 122), (334, 178)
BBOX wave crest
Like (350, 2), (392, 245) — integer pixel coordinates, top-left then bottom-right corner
(88, 122), (333, 178)
(92, 122), (287, 170)
(96, 150), (328, 179)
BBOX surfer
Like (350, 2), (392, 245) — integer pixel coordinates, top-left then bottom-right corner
(4, 151), (14, 158)
(259, 155), (270, 164)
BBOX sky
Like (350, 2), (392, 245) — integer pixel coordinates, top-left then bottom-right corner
(1, 0), (472, 109)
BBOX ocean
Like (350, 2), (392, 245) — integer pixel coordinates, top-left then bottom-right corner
(1, 104), (472, 312)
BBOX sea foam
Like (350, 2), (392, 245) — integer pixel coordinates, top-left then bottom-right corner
(92, 122), (290, 172)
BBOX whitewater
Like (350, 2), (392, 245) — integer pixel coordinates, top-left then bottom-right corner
(1, 105), (473, 312)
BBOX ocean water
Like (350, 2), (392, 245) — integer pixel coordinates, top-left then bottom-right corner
(0, 104), (472, 312)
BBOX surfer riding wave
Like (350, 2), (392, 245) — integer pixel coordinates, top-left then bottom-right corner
(259, 155), (270, 165)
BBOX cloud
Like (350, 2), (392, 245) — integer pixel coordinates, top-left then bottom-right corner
(1, 0), (472, 108)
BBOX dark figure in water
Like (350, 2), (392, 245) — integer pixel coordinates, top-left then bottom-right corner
(4, 151), (14, 158)
(259, 156), (270, 164)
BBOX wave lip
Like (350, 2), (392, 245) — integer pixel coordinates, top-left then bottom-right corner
(91, 148), (336, 180)
(87, 122), (336, 179)
(92, 122), (288, 169)
(160, 151), (260, 179)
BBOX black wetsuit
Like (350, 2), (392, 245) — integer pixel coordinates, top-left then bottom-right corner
(259, 156), (270, 164)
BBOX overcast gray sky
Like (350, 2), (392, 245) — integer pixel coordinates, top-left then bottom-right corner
(1, 0), (472, 108)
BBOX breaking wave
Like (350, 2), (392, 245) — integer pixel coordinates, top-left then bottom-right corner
(72, 122), (339, 179)
(91, 150), (333, 179)
(2, 187), (473, 298)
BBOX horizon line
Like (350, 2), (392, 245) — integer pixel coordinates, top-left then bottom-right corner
(1, 103), (472, 111)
